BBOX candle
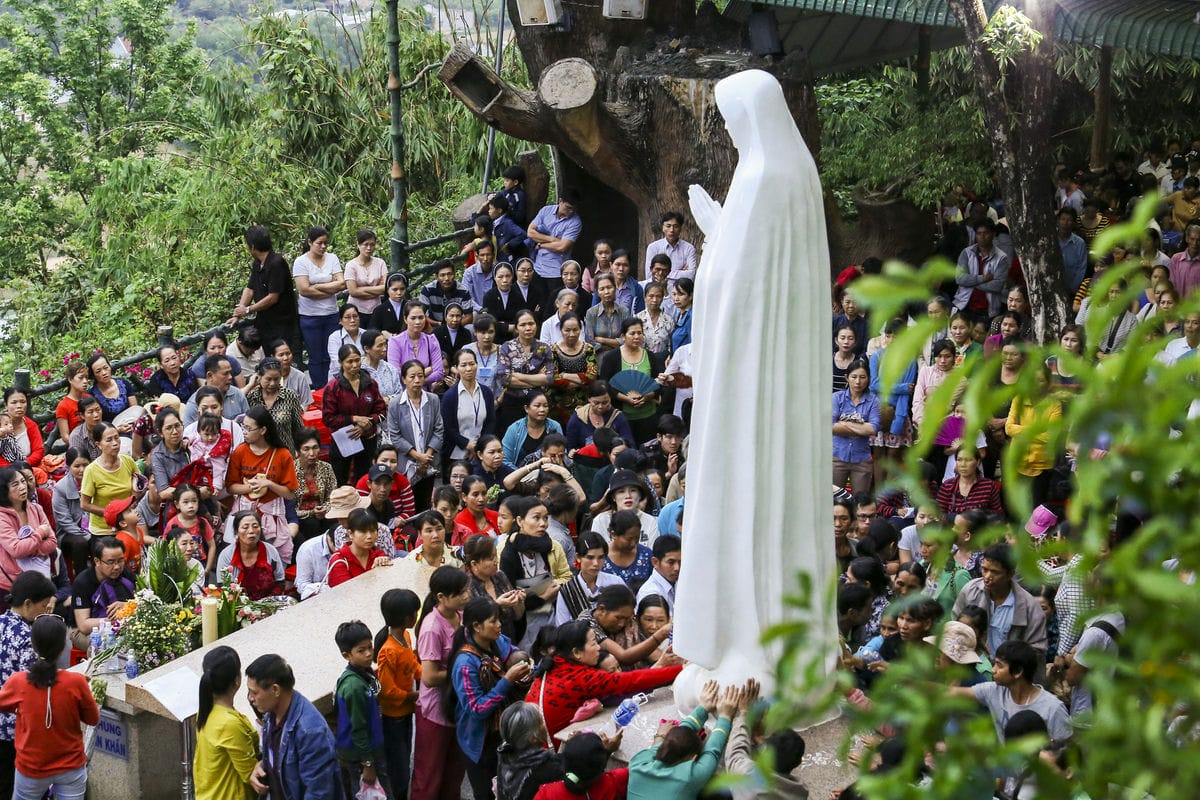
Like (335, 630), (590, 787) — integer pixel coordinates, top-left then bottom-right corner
(201, 598), (219, 645)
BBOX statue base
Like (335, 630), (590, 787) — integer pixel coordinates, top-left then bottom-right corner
(672, 660), (776, 716)
(554, 682), (854, 799)
(673, 663), (840, 729)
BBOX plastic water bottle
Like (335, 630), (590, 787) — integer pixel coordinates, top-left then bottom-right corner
(88, 628), (103, 662)
(612, 693), (649, 728)
(101, 621), (120, 672)
(125, 653), (139, 680)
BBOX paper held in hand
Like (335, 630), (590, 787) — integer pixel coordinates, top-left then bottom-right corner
(332, 425), (365, 457)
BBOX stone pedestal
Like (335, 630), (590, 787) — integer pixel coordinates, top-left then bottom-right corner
(82, 674), (187, 800)
(554, 686), (856, 799)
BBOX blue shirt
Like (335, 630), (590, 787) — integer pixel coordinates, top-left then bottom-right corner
(493, 214), (527, 260)
(1057, 233), (1088, 296)
(671, 308), (693, 352)
(451, 634), (515, 762)
(599, 278), (645, 314)
(832, 389), (881, 463)
(988, 590), (1016, 655)
(462, 263), (495, 309)
(530, 204), (582, 279)
(658, 497), (685, 538)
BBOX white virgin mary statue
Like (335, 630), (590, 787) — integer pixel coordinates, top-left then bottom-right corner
(673, 69), (838, 703)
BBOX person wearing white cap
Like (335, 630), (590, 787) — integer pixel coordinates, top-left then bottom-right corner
(926, 621), (987, 688)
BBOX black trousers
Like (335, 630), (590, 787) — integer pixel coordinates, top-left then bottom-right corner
(463, 730), (501, 800)
(330, 435), (377, 486)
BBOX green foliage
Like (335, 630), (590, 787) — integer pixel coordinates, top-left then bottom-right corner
(771, 203), (1200, 797)
(0, 0), (202, 276)
(816, 76), (991, 214)
(818, 38), (1200, 216)
(978, 5), (1043, 87)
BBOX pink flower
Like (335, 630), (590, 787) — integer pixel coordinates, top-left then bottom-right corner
(38, 370), (50, 378)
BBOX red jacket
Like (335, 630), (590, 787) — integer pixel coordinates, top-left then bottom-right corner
(321, 374), (387, 438)
(452, 507), (498, 546)
(327, 543), (387, 588)
(526, 656), (682, 737)
(534, 769), (628, 800)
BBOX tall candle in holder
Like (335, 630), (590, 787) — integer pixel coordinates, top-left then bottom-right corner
(201, 597), (219, 645)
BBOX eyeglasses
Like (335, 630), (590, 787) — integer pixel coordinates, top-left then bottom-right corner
(243, 425), (260, 433)
(100, 558), (126, 567)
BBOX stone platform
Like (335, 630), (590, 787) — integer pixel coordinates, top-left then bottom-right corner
(555, 686), (857, 799)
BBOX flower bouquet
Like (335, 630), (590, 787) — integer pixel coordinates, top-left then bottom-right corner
(92, 589), (196, 674)
(237, 595), (297, 627)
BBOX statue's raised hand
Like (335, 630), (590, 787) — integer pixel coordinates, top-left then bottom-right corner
(688, 184), (722, 238)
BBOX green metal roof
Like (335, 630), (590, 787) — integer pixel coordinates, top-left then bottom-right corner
(755, 0), (963, 27)
(1058, 0), (1200, 59)
(735, 0), (1200, 64)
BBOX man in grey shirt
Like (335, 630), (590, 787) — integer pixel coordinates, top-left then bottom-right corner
(183, 354), (249, 424)
(948, 640), (1071, 742)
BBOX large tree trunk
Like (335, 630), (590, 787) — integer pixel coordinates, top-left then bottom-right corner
(439, 2), (820, 273)
(946, 0), (1068, 344)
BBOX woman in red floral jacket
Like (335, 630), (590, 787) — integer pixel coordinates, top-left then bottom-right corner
(525, 620), (682, 738)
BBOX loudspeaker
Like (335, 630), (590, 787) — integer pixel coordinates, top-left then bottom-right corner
(515, 0), (563, 26)
(602, 0), (646, 19)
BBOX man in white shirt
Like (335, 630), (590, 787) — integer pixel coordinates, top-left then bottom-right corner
(1138, 144), (1170, 183)
(636, 533), (680, 613)
(1160, 311), (1200, 365)
(644, 211), (698, 286)
(293, 528), (336, 600)
(229, 326), (264, 387)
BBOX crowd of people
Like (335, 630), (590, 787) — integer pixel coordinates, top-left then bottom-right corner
(0, 142), (1194, 799)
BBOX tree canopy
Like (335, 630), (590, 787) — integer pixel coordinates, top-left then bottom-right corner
(0, 0), (533, 386)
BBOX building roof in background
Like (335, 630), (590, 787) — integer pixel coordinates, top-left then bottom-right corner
(724, 0), (1200, 73)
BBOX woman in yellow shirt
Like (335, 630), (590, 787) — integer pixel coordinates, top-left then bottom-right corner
(1005, 364), (1064, 509)
(194, 646), (259, 800)
(78, 423), (141, 534)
